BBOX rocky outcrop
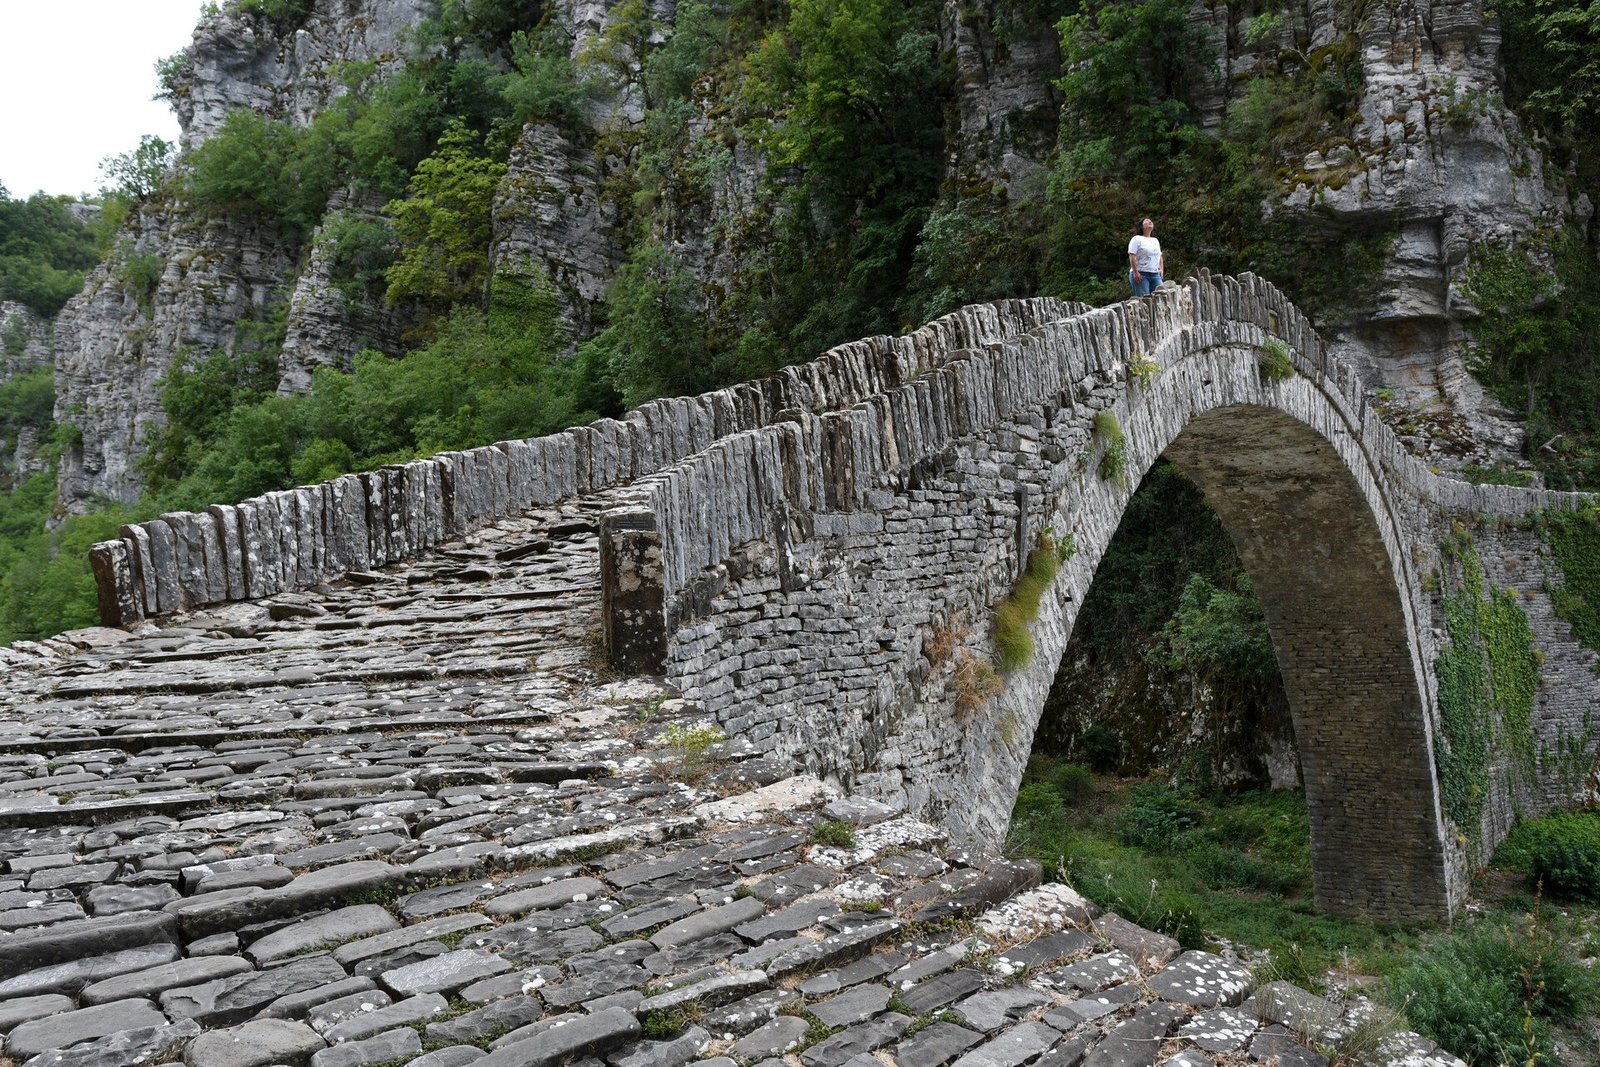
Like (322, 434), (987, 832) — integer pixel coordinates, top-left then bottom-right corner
(1211, 0), (1584, 465)
(53, 0), (438, 511)
(491, 124), (621, 346)
(940, 0), (1064, 200)
(278, 189), (406, 393)
(1, 300), (53, 378)
(53, 204), (299, 508)
(1, 302), (55, 484)
(170, 0), (438, 147)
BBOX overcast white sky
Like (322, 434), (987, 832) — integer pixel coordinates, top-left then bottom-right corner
(0, 1), (205, 199)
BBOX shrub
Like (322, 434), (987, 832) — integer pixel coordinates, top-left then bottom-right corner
(0, 368), (55, 435)
(1385, 908), (1600, 1065)
(1496, 809), (1600, 902)
(1079, 723), (1122, 773)
(384, 123), (508, 314)
(1116, 783), (1204, 849)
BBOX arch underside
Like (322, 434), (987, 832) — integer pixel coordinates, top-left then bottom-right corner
(1159, 404), (1450, 919)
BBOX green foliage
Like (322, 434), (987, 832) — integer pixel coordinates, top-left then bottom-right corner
(112, 245), (165, 310)
(1433, 544), (1542, 834)
(1542, 506), (1600, 656)
(1116, 782), (1204, 849)
(141, 345), (281, 494)
(0, 369), (55, 438)
(0, 471), (138, 644)
(1150, 574), (1277, 682)
(1093, 410), (1127, 484)
(734, 0), (946, 361)
(1498, 0), (1600, 181)
(1055, 0), (1212, 179)
(384, 124), (508, 314)
(1259, 338), (1293, 381)
(500, 24), (592, 138)
(1464, 240), (1600, 491)
(990, 532), (1065, 674)
(234, 0), (316, 29)
(1007, 760), (1346, 964)
(1496, 809), (1600, 902)
(1383, 907), (1600, 1065)
(322, 212), (398, 299)
(810, 820), (857, 848)
(185, 109), (338, 239)
(590, 240), (717, 408)
(143, 271), (580, 513)
(0, 187), (101, 316)
(99, 135), (175, 203)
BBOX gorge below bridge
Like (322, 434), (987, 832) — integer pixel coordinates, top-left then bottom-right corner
(65, 272), (1600, 927)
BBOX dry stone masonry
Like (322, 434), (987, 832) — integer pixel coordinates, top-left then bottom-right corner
(84, 274), (1597, 929)
(5, 492), (1465, 1067)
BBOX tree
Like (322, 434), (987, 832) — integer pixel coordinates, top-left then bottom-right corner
(100, 135), (176, 202)
(384, 123), (508, 314)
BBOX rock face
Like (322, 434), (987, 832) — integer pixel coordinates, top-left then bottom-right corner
(1198, 0), (1584, 464)
(43, 0), (1594, 511)
(53, 205), (299, 508)
(171, 0), (439, 148)
(278, 188), (407, 394)
(1, 301), (55, 484)
(940, 0), (1063, 201)
(491, 123), (621, 347)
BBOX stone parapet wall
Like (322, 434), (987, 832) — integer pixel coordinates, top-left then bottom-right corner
(604, 272), (1598, 922)
(90, 298), (1075, 625)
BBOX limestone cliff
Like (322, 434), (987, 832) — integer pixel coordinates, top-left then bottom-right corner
(46, 0), (1590, 515)
(1, 301), (55, 485)
(53, 0), (435, 510)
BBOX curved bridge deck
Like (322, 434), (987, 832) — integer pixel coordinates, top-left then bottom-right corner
(0, 503), (1463, 1066)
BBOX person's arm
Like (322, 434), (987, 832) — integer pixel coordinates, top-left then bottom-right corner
(1128, 250), (1140, 280)
(1159, 248), (1165, 275)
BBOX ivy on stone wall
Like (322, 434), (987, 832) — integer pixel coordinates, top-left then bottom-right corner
(1543, 506), (1600, 659)
(1434, 540), (1541, 833)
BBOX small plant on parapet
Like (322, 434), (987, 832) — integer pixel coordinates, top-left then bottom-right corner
(1260, 338), (1294, 382)
(1093, 411), (1128, 487)
(1128, 351), (1161, 388)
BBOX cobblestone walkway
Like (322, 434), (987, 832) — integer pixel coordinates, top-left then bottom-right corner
(0, 505), (1459, 1067)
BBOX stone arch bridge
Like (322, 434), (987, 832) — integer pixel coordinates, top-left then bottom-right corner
(87, 273), (1600, 924)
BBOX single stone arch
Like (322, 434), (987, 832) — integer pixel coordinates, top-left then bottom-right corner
(1001, 325), (1455, 921)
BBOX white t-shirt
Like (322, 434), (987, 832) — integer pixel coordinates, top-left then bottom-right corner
(1128, 235), (1162, 273)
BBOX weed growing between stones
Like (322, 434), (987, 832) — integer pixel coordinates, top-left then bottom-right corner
(1093, 411), (1128, 486)
(990, 532), (1067, 674)
(810, 820), (857, 848)
(952, 650), (1003, 717)
(1128, 351), (1161, 387)
(641, 1000), (705, 1038)
(654, 722), (728, 783)
(1259, 337), (1294, 382)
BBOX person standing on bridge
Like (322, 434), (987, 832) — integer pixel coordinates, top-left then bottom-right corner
(1127, 218), (1164, 296)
